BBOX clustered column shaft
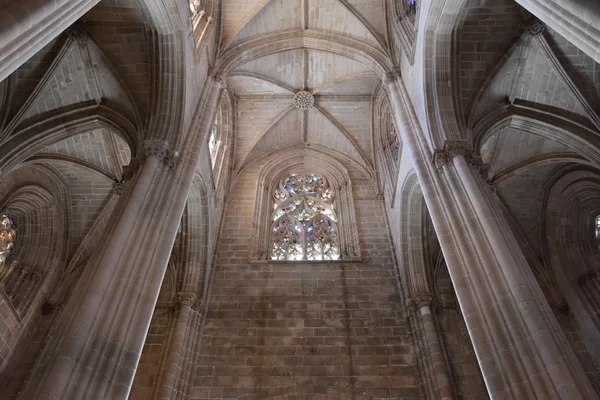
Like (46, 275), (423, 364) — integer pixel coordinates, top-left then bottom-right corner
(385, 74), (597, 399)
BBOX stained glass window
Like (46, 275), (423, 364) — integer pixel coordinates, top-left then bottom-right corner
(390, 122), (400, 161)
(595, 216), (600, 239)
(270, 174), (340, 260)
(189, 0), (200, 14)
(0, 214), (16, 281)
(209, 106), (221, 167)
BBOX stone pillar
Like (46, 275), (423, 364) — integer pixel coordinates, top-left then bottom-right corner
(157, 293), (203, 400)
(0, 0), (101, 83)
(514, 0), (600, 64)
(407, 295), (453, 400)
(385, 74), (597, 399)
(17, 77), (223, 400)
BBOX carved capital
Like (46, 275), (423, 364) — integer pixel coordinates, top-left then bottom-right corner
(112, 182), (126, 196)
(164, 151), (182, 169)
(177, 293), (197, 309)
(487, 181), (498, 194)
(376, 193), (385, 201)
(414, 294), (433, 309)
(526, 18), (545, 36)
(143, 140), (168, 162)
(432, 140), (488, 176)
(432, 140), (470, 170)
(432, 150), (449, 170)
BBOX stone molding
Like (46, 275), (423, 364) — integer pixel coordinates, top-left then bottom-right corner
(135, 140), (181, 170)
(143, 140), (168, 162)
(432, 140), (489, 178)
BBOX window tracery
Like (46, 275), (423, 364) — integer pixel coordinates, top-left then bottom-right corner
(0, 214), (16, 281)
(270, 174), (340, 261)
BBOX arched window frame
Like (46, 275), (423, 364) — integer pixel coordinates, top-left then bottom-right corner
(249, 155), (361, 262)
(269, 174), (341, 261)
(374, 89), (402, 205)
(209, 92), (233, 191)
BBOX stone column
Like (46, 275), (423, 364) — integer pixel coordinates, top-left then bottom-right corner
(18, 77), (223, 400)
(385, 74), (597, 399)
(157, 293), (203, 400)
(407, 295), (453, 400)
(417, 296), (453, 400)
(0, 0), (101, 83)
(514, 1), (600, 64)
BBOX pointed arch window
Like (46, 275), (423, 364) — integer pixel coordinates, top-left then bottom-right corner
(390, 122), (400, 162)
(595, 215), (600, 239)
(0, 214), (16, 280)
(209, 105), (221, 167)
(270, 174), (340, 261)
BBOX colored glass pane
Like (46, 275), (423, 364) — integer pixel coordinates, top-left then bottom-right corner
(270, 174), (339, 260)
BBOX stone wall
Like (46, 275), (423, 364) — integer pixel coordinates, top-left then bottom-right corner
(192, 166), (419, 399)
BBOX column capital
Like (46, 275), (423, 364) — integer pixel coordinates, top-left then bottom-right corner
(142, 140), (168, 162)
(137, 141), (181, 169)
(414, 294), (433, 309)
(432, 140), (488, 178)
(177, 292), (197, 308)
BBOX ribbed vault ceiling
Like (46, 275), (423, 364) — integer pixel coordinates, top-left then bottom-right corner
(220, 0), (386, 178)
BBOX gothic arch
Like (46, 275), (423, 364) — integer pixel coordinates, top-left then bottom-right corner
(0, 107), (139, 174)
(373, 85), (402, 197)
(421, 0), (468, 149)
(472, 106), (600, 166)
(215, 31), (393, 77)
(178, 175), (210, 302)
(248, 148), (361, 261)
(397, 172), (432, 297)
(543, 165), (600, 369)
(0, 164), (69, 332)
